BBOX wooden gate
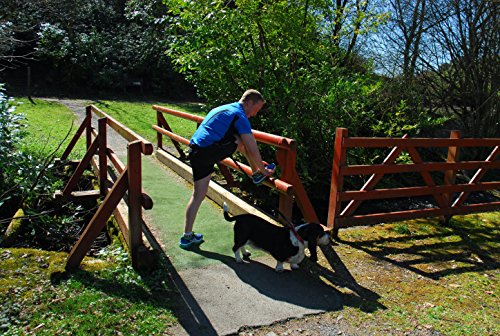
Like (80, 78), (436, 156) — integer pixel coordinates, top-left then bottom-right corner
(327, 128), (500, 237)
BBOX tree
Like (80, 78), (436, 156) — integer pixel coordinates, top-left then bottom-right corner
(421, 0), (499, 138)
(164, 0), (395, 212)
(0, 0), (190, 96)
(374, 0), (499, 139)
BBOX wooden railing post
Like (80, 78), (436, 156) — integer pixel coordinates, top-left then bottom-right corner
(156, 111), (163, 150)
(98, 118), (108, 197)
(443, 130), (461, 223)
(128, 141), (143, 270)
(276, 147), (294, 222)
(86, 106), (93, 150)
(327, 128), (348, 237)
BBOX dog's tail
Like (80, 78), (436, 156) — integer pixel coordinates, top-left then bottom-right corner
(223, 202), (235, 222)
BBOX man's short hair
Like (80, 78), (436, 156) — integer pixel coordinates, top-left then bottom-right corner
(240, 89), (265, 104)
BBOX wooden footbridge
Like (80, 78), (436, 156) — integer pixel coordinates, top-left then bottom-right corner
(56, 104), (500, 271)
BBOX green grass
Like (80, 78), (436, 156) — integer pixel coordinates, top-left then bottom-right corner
(93, 99), (208, 144)
(13, 98), (86, 160)
(0, 246), (177, 335)
(332, 211), (500, 336)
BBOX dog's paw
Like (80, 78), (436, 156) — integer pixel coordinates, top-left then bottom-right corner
(235, 258), (245, 264)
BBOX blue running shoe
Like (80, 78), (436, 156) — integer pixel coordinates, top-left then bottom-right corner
(179, 232), (204, 249)
(252, 163), (276, 185)
(252, 171), (266, 185)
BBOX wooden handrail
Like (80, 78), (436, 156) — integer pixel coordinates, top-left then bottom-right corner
(152, 104), (296, 150)
(61, 106), (155, 271)
(344, 137), (500, 148)
(91, 105), (154, 155)
(152, 104), (318, 223)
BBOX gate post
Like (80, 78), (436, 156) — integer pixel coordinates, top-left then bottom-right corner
(276, 147), (294, 222)
(443, 130), (461, 223)
(327, 128), (348, 238)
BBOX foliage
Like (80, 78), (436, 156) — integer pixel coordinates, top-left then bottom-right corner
(163, 0), (438, 203)
(1, 0), (190, 96)
(0, 86), (46, 216)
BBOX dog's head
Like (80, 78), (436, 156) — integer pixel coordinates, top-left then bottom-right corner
(295, 223), (330, 262)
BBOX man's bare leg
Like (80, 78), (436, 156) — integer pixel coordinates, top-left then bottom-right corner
(184, 174), (211, 234)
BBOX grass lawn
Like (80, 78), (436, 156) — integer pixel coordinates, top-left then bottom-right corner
(322, 212), (500, 336)
(93, 99), (208, 144)
(14, 98), (87, 160)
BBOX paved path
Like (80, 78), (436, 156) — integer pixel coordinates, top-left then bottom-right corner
(52, 99), (342, 335)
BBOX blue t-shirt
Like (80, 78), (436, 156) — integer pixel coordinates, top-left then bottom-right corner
(190, 102), (252, 147)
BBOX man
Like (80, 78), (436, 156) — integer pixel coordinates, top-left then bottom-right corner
(180, 89), (274, 249)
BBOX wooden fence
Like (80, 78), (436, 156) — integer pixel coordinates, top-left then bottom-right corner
(58, 105), (154, 271)
(151, 104), (319, 224)
(327, 128), (500, 237)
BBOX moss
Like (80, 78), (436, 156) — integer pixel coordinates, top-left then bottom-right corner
(1, 208), (25, 247)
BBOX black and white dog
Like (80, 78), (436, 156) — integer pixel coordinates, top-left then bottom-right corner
(223, 203), (330, 272)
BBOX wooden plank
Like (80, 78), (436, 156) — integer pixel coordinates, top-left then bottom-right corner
(152, 125), (190, 146)
(156, 111), (163, 150)
(61, 115), (90, 160)
(327, 128), (348, 231)
(344, 137), (500, 148)
(63, 139), (99, 196)
(128, 141), (143, 270)
(155, 148), (281, 225)
(342, 160), (500, 175)
(443, 131), (461, 207)
(406, 146), (450, 213)
(340, 134), (408, 218)
(90, 105), (153, 155)
(71, 190), (100, 199)
(107, 148), (126, 174)
(156, 112), (186, 158)
(152, 105), (296, 150)
(336, 202), (500, 227)
(66, 170), (129, 270)
(276, 147), (294, 223)
(85, 106), (92, 150)
(98, 118), (108, 197)
(339, 181), (500, 201)
(453, 146), (500, 208)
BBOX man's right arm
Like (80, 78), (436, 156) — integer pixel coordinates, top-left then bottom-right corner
(239, 133), (271, 175)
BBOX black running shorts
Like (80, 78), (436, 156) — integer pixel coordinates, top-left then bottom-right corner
(189, 140), (238, 181)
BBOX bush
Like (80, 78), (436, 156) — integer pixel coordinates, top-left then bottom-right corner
(0, 86), (54, 219)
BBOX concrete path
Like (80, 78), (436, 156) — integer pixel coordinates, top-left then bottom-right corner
(53, 99), (342, 335)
